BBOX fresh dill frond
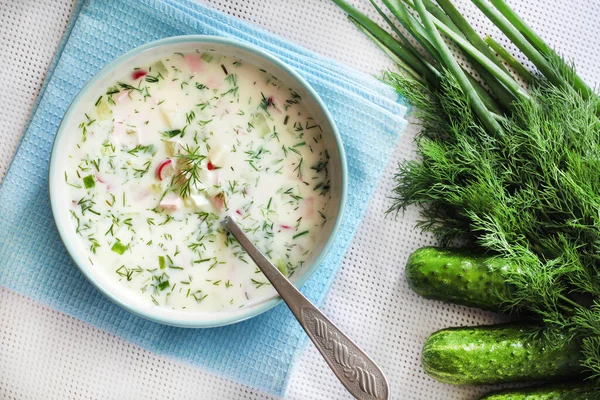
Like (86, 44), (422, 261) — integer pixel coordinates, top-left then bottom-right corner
(387, 58), (600, 380)
(171, 144), (207, 198)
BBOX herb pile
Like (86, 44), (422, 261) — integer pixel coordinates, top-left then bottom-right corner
(334, 0), (600, 395)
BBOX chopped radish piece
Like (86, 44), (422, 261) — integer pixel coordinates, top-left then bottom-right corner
(132, 70), (147, 80)
(235, 209), (243, 216)
(280, 225), (292, 230)
(159, 192), (182, 210)
(304, 197), (315, 219)
(184, 54), (203, 73)
(206, 77), (221, 90)
(135, 190), (149, 201)
(156, 159), (173, 181)
(265, 95), (283, 113)
(211, 193), (226, 211)
(94, 176), (111, 190)
(207, 162), (214, 171)
(112, 119), (125, 137)
(117, 91), (130, 103)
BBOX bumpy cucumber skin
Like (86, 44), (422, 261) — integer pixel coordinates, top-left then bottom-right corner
(422, 324), (583, 385)
(406, 246), (513, 311)
(479, 384), (600, 400)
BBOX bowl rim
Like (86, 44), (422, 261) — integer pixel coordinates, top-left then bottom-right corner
(48, 35), (348, 328)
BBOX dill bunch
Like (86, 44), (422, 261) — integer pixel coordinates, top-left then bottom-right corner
(388, 56), (600, 378)
(333, 0), (600, 381)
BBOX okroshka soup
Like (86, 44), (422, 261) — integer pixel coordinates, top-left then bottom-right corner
(50, 38), (345, 326)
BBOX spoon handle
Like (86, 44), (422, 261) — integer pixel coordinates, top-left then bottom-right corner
(222, 217), (389, 400)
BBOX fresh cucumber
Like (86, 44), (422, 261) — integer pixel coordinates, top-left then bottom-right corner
(406, 246), (513, 311)
(422, 324), (583, 385)
(479, 384), (600, 399)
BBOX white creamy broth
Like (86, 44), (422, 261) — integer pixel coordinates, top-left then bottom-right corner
(64, 51), (331, 312)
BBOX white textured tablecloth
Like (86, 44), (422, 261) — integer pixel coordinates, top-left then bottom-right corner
(1, 1), (599, 399)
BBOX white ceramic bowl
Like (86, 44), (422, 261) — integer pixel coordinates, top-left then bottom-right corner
(49, 36), (347, 328)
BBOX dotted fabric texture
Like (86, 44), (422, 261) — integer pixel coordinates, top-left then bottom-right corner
(0, 0), (407, 397)
(1, 1), (600, 400)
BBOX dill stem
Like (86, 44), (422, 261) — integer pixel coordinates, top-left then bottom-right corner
(356, 0), (504, 113)
(437, 0), (507, 72)
(368, 0), (420, 54)
(489, 0), (595, 105)
(401, 0), (510, 113)
(490, 0), (552, 55)
(489, 0), (590, 92)
(381, 0), (440, 62)
(331, 0), (438, 85)
(432, 17), (528, 100)
(434, 0), (517, 110)
(418, 0), (461, 34)
(471, 0), (575, 97)
(558, 294), (585, 311)
(348, 18), (424, 83)
(485, 36), (536, 84)
(414, 0), (504, 135)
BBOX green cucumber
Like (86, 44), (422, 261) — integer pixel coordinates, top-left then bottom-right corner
(479, 384), (600, 399)
(406, 246), (514, 311)
(422, 324), (583, 385)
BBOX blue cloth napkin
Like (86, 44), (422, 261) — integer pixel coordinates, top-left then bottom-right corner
(0, 0), (407, 395)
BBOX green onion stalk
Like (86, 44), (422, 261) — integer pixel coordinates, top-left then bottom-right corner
(333, 0), (600, 384)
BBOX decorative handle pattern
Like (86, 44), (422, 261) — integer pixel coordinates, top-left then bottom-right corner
(302, 308), (388, 400)
(221, 217), (389, 399)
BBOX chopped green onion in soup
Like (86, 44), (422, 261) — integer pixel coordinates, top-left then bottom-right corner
(64, 52), (332, 311)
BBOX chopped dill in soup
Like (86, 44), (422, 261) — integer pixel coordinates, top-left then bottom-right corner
(64, 51), (331, 311)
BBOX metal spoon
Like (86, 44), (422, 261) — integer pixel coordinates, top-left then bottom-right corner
(221, 216), (389, 400)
